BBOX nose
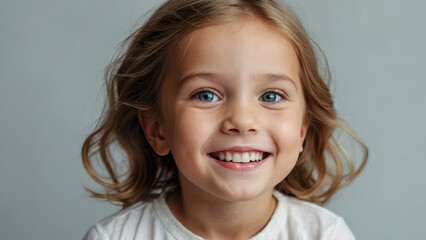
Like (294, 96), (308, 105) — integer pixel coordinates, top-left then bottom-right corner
(220, 100), (258, 135)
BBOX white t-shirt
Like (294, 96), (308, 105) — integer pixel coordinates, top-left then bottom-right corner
(83, 191), (355, 240)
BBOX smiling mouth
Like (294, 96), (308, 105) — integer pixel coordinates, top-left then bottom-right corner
(208, 151), (270, 163)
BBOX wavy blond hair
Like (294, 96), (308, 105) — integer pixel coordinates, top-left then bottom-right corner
(82, 0), (368, 208)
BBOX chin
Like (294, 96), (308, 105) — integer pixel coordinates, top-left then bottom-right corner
(213, 186), (273, 203)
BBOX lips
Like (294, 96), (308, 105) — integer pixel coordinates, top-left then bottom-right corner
(209, 151), (270, 163)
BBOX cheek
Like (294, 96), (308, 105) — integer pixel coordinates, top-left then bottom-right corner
(267, 111), (305, 152)
(166, 108), (215, 156)
(167, 109), (216, 180)
(269, 115), (302, 178)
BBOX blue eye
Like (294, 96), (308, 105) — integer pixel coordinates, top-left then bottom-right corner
(193, 90), (219, 102)
(260, 91), (283, 102)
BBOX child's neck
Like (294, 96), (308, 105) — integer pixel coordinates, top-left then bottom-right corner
(166, 185), (277, 240)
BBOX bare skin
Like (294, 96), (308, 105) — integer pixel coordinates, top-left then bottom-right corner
(167, 180), (277, 240)
(140, 16), (308, 240)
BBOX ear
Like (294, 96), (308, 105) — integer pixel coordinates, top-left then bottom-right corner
(299, 115), (311, 152)
(138, 110), (170, 156)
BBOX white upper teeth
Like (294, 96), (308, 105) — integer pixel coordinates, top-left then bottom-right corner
(216, 151), (264, 162)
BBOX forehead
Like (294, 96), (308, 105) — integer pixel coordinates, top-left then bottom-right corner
(168, 17), (301, 87)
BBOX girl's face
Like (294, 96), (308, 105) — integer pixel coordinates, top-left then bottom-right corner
(155, 17), (308, 202)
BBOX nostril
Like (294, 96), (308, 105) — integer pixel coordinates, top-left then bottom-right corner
(227, 128), (257, 134)
(228, 128), (240, 133)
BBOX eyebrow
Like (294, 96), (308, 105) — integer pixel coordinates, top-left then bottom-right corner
(262, 73), (298, 91)
(177, 72), (220, 89)
(177, 72), (298, 91)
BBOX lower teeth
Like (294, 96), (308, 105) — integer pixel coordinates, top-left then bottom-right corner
(218, 159), (260, 162)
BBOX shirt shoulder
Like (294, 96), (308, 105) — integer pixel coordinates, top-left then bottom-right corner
(82, 199), (166, 240)
(273, 192), (356, 240)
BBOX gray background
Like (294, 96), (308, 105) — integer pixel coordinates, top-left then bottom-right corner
(1, 0), (425, 239)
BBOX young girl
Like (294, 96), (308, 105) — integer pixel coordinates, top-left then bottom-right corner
(82, 0), (368, 239)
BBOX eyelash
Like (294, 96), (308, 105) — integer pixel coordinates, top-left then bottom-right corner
(190, 88), (221, 102)
(259, 89), (287, 103)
